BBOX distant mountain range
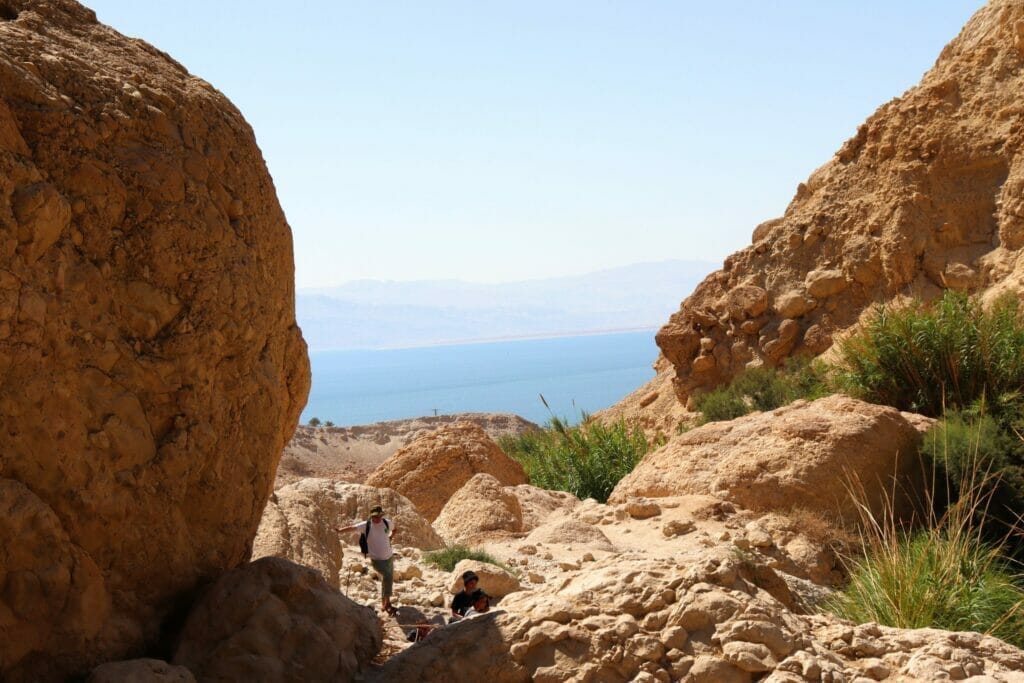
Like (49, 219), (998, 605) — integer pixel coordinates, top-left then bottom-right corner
(297, 260), (716, 351)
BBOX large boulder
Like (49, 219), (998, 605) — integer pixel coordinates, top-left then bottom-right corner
(368, 612), (530, 683)
(447, 559), (522, 599)
(0, 2), (309, 680)
(652, 0), (1024, 404)
(365, 421), (528, 521)
(87, 660), (195, 683)
(172, 558), (381, 683)
(253, 479), (443, 588)
(434, 473), (525, 544)
(610, 395), (927, 522)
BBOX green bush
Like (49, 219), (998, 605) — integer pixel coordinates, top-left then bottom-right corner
(498, 417), (657, 503)
(423, 544), (511, 573)
(694, 357), (829, 424)
(835, 292), (1024, 416)
(308, 417), (322, 427)
(922, 408), (1024, 548)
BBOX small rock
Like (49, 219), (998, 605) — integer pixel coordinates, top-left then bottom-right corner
(626, 500), (662, 519)
(662, 519), (696, 537)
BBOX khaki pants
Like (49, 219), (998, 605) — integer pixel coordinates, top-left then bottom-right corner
(371, 557), (393, 598)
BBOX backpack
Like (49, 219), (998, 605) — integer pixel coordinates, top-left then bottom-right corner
(358, 518), (390, 557)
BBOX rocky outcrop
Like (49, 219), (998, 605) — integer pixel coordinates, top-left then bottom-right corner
(279, 413), (538, 487)
(365, 421), (528, 521)
(172, 558), (381, 683)
(0, 2), (309, 680)
(610, 395), (928, 523)
(657, 0), (1024, 403)
(253, 479), (443, 588)
(370, 525), (1024, 682)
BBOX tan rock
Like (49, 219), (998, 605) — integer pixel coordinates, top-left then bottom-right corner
(610, 395), (927, 523)
(447, 559), (522, 598)
(365, 422), (528, 521)
(87, 659), (195, 683)
(508, 484), (581, 532)
(252, 479), (443, 588)
(525, 518), (616, 553)
(434, 473), (524, 543)
(172, 558), (381, 683)
(0, 4), (308, 679)
(369, 612), (529, 683)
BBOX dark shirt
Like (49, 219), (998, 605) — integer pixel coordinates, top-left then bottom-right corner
(451, 590), (473, 616)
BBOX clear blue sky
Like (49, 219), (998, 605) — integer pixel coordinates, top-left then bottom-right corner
(87, 1), (980, 288)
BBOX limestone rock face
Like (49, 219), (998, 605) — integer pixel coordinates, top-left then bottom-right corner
(365, 421), (528, 521)
(374, 545), (1024, 683)
(0, 3), (309, 679)
(253, 479), (443, 588)
(172, 558), (381, 683)
(656, 0), (1024, 400)
(609, 395), (928, 523)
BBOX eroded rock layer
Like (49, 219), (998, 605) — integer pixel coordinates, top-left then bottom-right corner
(658, 0), (1024, 401)
(0, 2), (309, 679)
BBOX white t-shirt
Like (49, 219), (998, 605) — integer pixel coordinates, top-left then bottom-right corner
(354, 518), (393, 560)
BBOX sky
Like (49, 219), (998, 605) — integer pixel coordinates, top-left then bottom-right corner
(86, 1), (982, 288)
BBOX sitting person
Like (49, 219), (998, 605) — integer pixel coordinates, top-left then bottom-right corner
(449, 570), (479, 621)
(463, 589), (490, 618)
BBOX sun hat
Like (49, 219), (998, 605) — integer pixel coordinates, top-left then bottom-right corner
(369, 505), (383, 516)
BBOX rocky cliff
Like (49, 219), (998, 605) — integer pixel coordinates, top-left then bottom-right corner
(657, 0), (1024, 405)
(0, 1), (309, 679)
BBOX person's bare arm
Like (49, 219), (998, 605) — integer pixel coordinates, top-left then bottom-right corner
(334, 523), (361, 533)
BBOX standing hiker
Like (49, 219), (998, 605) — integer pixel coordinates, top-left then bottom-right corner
(336, 505), (397, 616)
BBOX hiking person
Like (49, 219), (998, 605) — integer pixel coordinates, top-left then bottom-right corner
(463, 589), (490, 618)
(449, 570), (479, 621)
(336, 505), (397, 615)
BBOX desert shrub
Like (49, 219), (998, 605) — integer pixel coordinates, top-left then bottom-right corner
(324, 420), (336, 427)
(423, 544), (511, 573)
(835, 292), (1024, 416)
(308, 416), (322, 427)
(498, 417), (657, 503)
(825, 472), (1024, 647)
(694, 357), (829, 424)
(922, 408), (1024, 548)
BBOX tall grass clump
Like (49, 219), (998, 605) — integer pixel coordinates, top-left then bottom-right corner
(423, 544), (510, 573)
(835, 291), (1024, 416)
(498, 416), (656, 503)
(825, 460), (1024, 647)
(694, 357), (829, 424)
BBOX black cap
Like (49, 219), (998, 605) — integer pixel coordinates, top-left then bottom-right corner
(462, 570), (479, 583)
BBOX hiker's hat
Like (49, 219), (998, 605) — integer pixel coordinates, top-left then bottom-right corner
(462, 570), (479, 583)
(369, 505), (384, 516)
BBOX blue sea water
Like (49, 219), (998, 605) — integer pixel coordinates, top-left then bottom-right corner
(301, 331), (659, 427)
